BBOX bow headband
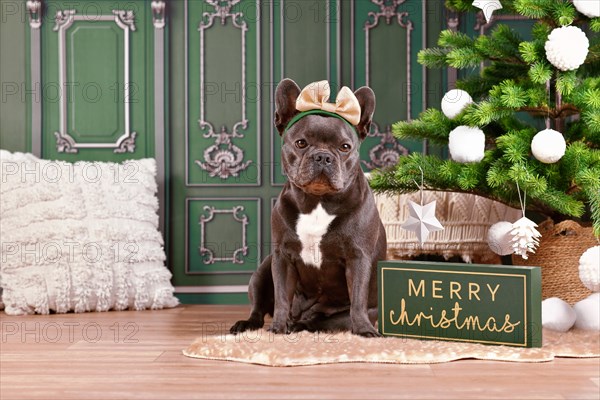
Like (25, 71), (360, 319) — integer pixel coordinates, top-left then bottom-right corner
(284, 80), (362, 133)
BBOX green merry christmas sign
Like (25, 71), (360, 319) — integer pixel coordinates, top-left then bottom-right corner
(378, 261), (542, 347)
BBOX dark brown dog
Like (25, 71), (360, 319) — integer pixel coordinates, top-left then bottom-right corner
(230, 79), (386, 337)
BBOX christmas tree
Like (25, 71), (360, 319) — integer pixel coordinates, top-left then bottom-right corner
(370, 0), (600, 236)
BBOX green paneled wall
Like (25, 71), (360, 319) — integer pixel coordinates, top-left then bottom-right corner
(8, 0), (450, 304)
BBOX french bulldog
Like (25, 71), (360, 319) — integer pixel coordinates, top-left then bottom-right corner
(230, 79), (387, 337)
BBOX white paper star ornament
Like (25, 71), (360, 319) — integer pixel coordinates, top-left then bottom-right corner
(402, 200), (444, 245)
(472, 0), (503, 23)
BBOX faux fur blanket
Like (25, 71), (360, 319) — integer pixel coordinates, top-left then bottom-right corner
(183, 328), (600, 367)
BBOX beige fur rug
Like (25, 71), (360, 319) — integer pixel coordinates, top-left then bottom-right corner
(182, 329), (600, 367)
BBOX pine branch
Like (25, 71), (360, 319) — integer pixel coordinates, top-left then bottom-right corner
(584, 187), (600, 236)
(496, 129), (535, 164)
(438, 30), (474, 48)
(517, 104), (580, 119)
(462, 101), (514, 126)
(475, 25), (524, 64)
(392, 109), (453, 145)
(513, 0), (552, 19)
(497, 81), (529, 108)
(584, 89), (600, 108)
(417, 48), (451, 69)
(519, 41), (542, 64)
(551, 0), (576, 26)
(528, 62), (552, 84)
(532, 21), (552, 41)
(446, 48), (484, 68)
(556, 71), (578, 96)
(583, 43), (600, 66)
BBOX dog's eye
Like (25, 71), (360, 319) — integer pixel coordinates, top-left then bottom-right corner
(295, 139), (308, 149)
(340, 144), (352, 152)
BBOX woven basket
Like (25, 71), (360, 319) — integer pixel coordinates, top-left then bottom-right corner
(375, 191), (522, 264)
(512, 220), (595, 305)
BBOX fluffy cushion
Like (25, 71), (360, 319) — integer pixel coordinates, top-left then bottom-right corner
(0, 150), (178, 315)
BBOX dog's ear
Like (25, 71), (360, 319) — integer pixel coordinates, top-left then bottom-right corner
(354, 87), (376, 141)
(274, 79), (301, 136)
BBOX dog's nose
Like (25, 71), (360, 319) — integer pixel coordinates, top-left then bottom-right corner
(313, 152), (333, 166)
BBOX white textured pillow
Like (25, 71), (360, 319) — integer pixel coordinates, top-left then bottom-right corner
(0, 150), (178, 315)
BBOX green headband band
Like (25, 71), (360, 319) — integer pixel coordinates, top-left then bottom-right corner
(284, 110), (357, 134)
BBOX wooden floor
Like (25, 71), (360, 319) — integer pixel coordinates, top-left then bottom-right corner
(1, 305), (599, 400)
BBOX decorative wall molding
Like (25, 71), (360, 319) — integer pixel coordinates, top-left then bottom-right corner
(361, 0), (414, 167)
(185, 197), (260, 276)
(198, 205), (249, 265)
(195, 0), (252, 179)
(153, 0), (167, 234)
(28, 0), (42, 156)
(195, 126), (252, 179)
(173, 285), (249, 294)
(26, 0), (42, 29)
(53, 9), (137, 153)
(151, 1), (166, 29)
(366, 0), (405, 26)
(113, 10), (136, 31)
(361, 123), (409, 170)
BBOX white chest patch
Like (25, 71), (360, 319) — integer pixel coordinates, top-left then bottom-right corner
(295, 203), (336, 269)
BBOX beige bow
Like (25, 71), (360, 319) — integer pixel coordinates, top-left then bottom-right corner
(295, 80), (361, 126)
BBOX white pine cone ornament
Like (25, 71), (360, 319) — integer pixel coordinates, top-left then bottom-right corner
(545, 26), (589, 71)
(511, 217), (541, 259)
(579, 245), (600, 292)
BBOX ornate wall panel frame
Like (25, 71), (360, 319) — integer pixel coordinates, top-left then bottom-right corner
(52, 9), (137, 153)
(358, 0), (416, 169)
(185, 0), (261, 186)
(185, 198), (261, 275)
(364, 0), (413, 118)
(198, 205), (249, 265)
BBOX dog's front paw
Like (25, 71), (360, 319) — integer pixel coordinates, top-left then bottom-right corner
(288, 320), (311, 333)
(230, 318), (263, 334)
(352, 324), (382, 338)
(267, 321), (289, 334)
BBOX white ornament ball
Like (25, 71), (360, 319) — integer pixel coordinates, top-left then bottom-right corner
(441, 89), (473, 119)
(542, 297), (577, 332)
(448, 126), (485, 163)
(545, 26), (589, 71)
(574, 293), (600, 331)
(579, 245), (600, 292)
(531, 129), (566, 164)
(573, 0), (600, 18)
(487, 221), (515, 256)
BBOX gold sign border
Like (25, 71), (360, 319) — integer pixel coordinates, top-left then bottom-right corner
(381, 267), (528, 347)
